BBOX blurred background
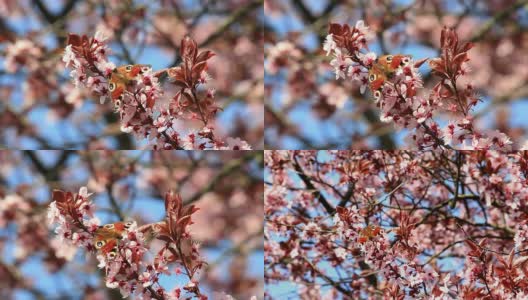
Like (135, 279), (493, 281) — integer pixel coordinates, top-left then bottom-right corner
(0, 150), (263, 299)
(0, 0), (264, 149)
(264, 0), (528, 149)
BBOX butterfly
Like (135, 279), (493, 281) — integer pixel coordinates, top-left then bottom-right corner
(368, 54), (412, 99)
(108, 64), (151, 106)
(93, 221), (134, 260)
(358, 224), (382, 244)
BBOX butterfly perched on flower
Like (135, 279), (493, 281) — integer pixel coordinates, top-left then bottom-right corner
(358, 224), (382, 244)
(93, 221), (134, 260)
(108, 64), (151, 106)
(368, 54), (412, 98)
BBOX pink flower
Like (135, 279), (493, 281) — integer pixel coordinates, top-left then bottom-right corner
(198, 71), (211, 84)
(359, 52), (377, 67)
(105, 277), (119, 289)
(118, 281), (132, 298)
(94, 60), (116, 77)
(54, 223), (72, 243)
(224, 137), (252, 150)
(138, 271), (154, 287)
(354, 20), (372, 41)
(94, 30), (109, 43)
(4, 39), (42, 72)
(62, 45), (78, 68)
(323, 34), (337, 56)
(334, 247), (347, 260)
(47, 201), (61, 225)
(329, 50), (353, 80)
(83, 217), (101, 232)
(266, 41), (302, 74)
(439, 274), (451, 294)
(489, 173), (503, 184)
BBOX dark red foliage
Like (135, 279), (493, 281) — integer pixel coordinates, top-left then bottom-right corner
(166, 36), (218, 124)
(156, 191), (200, 244)
(429, 27), (473, 80)
(66, 33), (106, 77)
(52, 189), (86, 228)
(52, 190), (77, 210)
(328, 23), (367, 55)
(168, 36), (215, 89)
(335, 206), (355, 225)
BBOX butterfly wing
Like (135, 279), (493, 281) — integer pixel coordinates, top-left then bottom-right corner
(115, 64), (152, 80)
(108, 65), (152, 103)
(358, 225), (381, 243)
(108, 74), (127, 103)
(100, 239), (119, 259)
(368, 64), (387, 92)
(378, 54), (412, 74)
(368, 54), (412, 99)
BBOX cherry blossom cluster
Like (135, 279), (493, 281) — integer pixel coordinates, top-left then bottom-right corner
(61, 32), (113, 104)
(0, 193), (75, 273)
(4, 39), (44, 73)
(99, 221), (163, 298)
(323, 21), (374, 92)
(62, 32), (251, 150)
(265, 150), (528, 299)
(47, 187), (206, 300)
(324, 22), (513, 150)
(265, 41), (303, 76)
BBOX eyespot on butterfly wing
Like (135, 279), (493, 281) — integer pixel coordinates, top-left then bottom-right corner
(114, 64), (152, 80)
(108, 64), (152, 102)
(108, 76), (126, 102)
(100, 239), (118, 255)
(376, 54), (412, 74)
(368, 64), (387, 92)
(93, 221), (134, 257)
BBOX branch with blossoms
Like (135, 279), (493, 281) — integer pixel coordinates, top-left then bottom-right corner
(265, 150), (528, 299)
(47, 187), (206, 300)
(324, 21), (513, 150)
(62, 32), (251, 150)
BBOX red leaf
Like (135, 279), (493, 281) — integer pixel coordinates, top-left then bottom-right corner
(453, 52), (469, 67)
(66, 34), (82, 47)
(52, 189), (66, 202)
(180, 36), (198, 61)
(196, 50), (215, 64)
(508, 247), (514, 267)
(146, 96), (155, 109)
(413, 58), (428, 68)
(440, 27), (446, 48)
(462, 42), (474, 53)
(465, 239), (481, 257)
(328, 23), (344, 35)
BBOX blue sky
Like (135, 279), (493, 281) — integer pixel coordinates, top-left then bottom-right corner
(265, 0), (528, 149)
(1, 151), (263, 299)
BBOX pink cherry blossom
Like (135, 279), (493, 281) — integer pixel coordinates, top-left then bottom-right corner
(266, 150), (528, 298)
(324, 22), (514, 150)
(62, 32), (252, 150)
(47, 188), (207, 300)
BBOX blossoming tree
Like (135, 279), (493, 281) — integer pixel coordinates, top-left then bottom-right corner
(0, 150), (263, 299)
(265, 150), (528, 299)
(264, 1), (528, 149)
(1, 0), (263, 149)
